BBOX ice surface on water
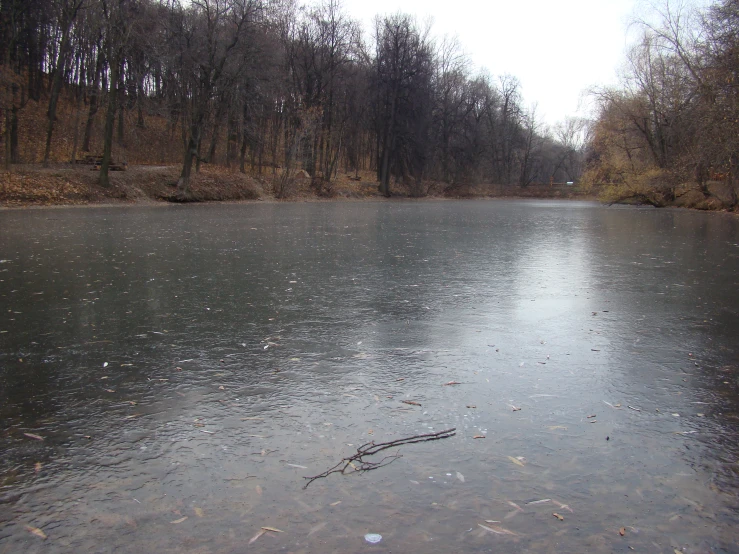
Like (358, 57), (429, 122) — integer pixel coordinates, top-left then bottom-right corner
(0, 202), (737, 553)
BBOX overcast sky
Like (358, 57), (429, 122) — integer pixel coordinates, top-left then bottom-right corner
(341, 0), (641, 126)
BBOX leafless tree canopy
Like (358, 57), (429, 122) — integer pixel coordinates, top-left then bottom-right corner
(584, 0), (739, 208)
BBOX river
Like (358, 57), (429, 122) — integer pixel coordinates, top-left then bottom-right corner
(1, 200), (738, 553)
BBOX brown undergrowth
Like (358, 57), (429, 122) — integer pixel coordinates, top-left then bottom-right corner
(0, 164), (599, 207)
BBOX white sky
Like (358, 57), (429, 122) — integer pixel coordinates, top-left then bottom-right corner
(342, 0), (641, 126)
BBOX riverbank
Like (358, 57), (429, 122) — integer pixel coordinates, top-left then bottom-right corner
(0, 164), (595, 207)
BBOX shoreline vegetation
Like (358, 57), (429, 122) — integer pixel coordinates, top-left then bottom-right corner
(2, 0), (737, 212)
(0, 163), (736, 211)
(0, 164), (598, 207)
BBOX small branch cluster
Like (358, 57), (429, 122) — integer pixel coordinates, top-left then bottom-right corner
(303, 428), (456, 489)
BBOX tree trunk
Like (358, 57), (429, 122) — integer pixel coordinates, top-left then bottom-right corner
(10, 102), (19, 163)
(82, 49), (104, 152)
(43, 25), (72, 166)
(4, 109), (11, 171)
(195, 137), (202, 172)
(136, 79), (145, 128)
(117, 104), (125, 143)
(177, 133), (198, 199)
(207, 100), (225, 163)
(70, 92), (82, 164)
(177, 108), (204, 199)
(239, 131), (248, 173)
(99, 57), (120, 188)
(378, 85), (398, 197)
(4, 45), (12, 171)
(117, 73), (125, 145)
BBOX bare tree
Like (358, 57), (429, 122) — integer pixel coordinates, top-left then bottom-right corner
(373, 13), (433, 196)
(42, 0), (86, 166)
(169, 0), (261, 199)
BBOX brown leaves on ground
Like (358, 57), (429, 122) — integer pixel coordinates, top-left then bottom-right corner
(0, 164), (262, 207)
(0, 169), (97, 205)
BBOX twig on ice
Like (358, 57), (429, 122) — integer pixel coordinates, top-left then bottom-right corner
(303, 428), (456, 489)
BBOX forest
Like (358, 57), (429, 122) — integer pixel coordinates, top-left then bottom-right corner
(0, 0), (585, 200)
(0, 0), (736, 207)
(584, 0), (738, 209)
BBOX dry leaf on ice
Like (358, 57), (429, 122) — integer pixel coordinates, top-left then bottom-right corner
(478, 523), (520, 536)
(249, 529), (266, 544)
(26, 526), (47, 539)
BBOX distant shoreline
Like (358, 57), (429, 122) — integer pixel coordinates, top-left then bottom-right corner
(0, 164), (596, 208)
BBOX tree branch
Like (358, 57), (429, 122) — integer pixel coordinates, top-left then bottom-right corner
(303, 428), (456, 489)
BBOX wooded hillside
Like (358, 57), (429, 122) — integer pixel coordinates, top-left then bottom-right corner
(0, 0), (584, 200)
